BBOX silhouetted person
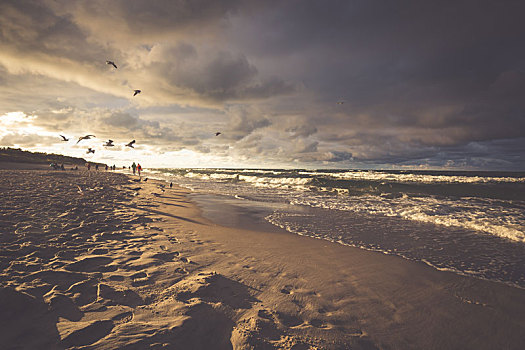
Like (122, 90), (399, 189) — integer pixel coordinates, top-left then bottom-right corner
(132, 162), (136, 175)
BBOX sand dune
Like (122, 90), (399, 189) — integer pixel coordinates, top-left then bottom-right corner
(0, 169), (524, 349)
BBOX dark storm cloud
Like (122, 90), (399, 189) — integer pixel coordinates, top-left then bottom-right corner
(60, 0), (248, 40)
(0, 0), (524, 168)
(226, 0), (525, 167)
(0, 0), (105, 62)
(322, 151), (353, 163)
(0, 0), (292, 106)
(149, 46), (295, 102)
(285, 125), (318, 139)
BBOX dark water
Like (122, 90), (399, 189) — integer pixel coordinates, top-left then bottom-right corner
(144, 168), (525, 288)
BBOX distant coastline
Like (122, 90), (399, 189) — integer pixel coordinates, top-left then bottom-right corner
(0, 147), (105, 167)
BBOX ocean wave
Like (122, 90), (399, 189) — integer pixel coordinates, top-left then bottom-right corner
(303, 170), (525, 184)
(289, 195), (525, 243)
(150, 167), (525, 243)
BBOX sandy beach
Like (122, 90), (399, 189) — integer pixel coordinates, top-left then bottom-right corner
(1, 168), (524, 349)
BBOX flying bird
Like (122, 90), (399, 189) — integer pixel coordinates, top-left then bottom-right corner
(106, 60), (117, 69)
(59, 135), (69, 141)
(215, 132), (221, 136)
(336, 101), (345, 105)
(133, 90), (141, 96)
(125, 140), (136, 148)
(86, 148), (95, 154)
(104, 140), (114, 147)
(77, 135), (96, 144)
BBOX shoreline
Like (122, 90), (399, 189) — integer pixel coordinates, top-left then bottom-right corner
(144, 171), (525, 291)
(1, 169), (524, 349)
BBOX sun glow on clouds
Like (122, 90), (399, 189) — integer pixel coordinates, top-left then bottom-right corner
(0, 112), (51, 137)
(0, 111), (237, 168)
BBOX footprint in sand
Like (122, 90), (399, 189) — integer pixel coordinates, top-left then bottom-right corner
(180, 256), (191, 263)
(108, 275), (125, 281)
(257, 309), (273, 320)
(280, 285), (294, 295)
(174, 267), (188, 274)
(131, 271), (151, 286)
(111, 310), (134, 324)
(309, 318), (328, 328)
(66, 279), (99, 306)
(131, 271), (147, 279)
(276, 312), (303, 327)
(61, 320), (114, 348)
(44, 290), (83, 321)
(97, 283), (143, 307)
(89, 248), (109, 255)
(64, 256), (114, 273)
(151, 251), (179, 261)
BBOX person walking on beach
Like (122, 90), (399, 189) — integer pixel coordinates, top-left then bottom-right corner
(137, 163), (142, 177)
(132, 162), (136, 175)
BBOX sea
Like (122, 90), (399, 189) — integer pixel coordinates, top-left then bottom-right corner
(143, 168), (525, 289)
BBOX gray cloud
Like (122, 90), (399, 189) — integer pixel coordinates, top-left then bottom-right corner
(0, 133), (56, 148)
(0, 0), (523, 169)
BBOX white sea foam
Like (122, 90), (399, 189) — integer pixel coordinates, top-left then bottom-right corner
(289, 194), (525, 243)
(154, 167), (525, 288)
(155, 168), (525, 243)
(302, 170), (525, 184)
(237, 175), (311, 189)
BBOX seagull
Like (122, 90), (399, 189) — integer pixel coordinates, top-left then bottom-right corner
(106, 60), (117, 69)
(87, 148), (95, 154)
(125, 140), (135, 148)
(336, 101), (345, 105)
(133, 90), (141, 96)
(59, 135), (69, 141)
(215, 132), (221, 136)
(77, 135), (96, 144)
(104, 140), (114, 147)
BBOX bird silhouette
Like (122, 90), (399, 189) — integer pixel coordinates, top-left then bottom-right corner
(104, 140), (114, 147)
(86, 148), (95, 154)
(77, 135), (96, 144)
(59, 135), (69, 141)
(125, 140), (136, 148)
(133, 90), (141, 96)
(215, 132), (221, 136)
(106, 60), (117, 69)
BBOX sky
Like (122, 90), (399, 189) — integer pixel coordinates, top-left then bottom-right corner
(1, 0), (524, 170)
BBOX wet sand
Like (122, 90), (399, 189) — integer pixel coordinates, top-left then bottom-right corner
(0, 169), (524, 349)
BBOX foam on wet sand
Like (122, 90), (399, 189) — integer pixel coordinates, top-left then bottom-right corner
(0, 169), (524, 349)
